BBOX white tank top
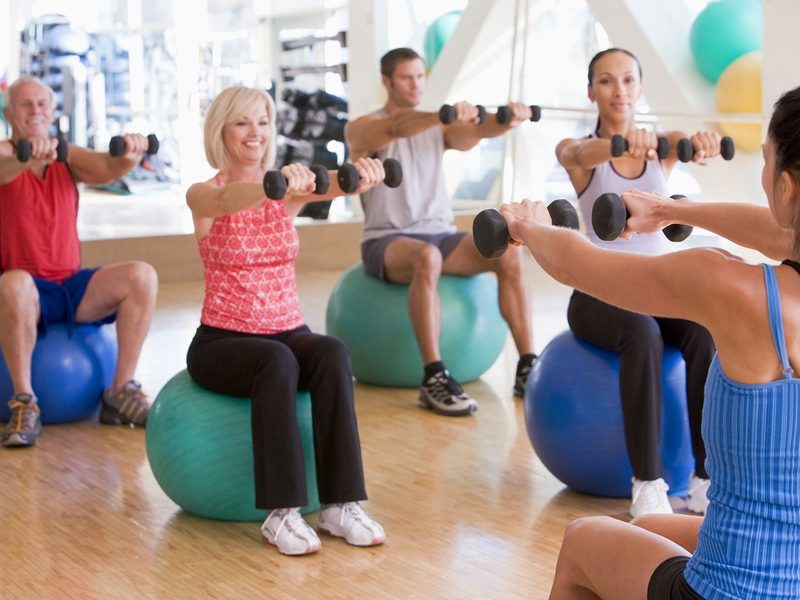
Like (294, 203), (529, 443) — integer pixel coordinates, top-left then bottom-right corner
(577, 136), (672, 256)
(360, 110), (455, 241)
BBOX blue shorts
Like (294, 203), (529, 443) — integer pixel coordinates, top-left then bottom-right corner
(34, 268), (117, 332)
(361, 231), (467, 280)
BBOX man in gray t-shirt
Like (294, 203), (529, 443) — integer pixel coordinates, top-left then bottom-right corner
(345, 47), (537, 417)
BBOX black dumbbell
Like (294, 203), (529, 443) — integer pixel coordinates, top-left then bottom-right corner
(337, 158), (403, 194)
(109, 134), (159, 157)
(592, 192), (692, 242)
(610, 134), (669, 160)
(495, 104), (542, 125)
(263, 165), (330, 200)
(676, 136), (735, 163)
(15, 137), (68, 163)
(438, 104), (487, 125)
(473, 199), (580, 259)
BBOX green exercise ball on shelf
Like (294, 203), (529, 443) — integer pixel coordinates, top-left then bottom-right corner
(423, 10), (462, 69)
(689, 0), (762, 83)
(146, 370), (319, 521)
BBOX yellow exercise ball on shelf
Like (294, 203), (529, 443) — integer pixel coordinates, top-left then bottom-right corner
(715, 50), (762, 152)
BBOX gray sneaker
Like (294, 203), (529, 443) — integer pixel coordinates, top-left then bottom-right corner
(2, 393), (42, 447)
(418, 368), (477, 416)
(100, 380), (149, 427)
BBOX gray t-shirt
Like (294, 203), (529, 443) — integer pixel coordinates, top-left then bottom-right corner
(360, 110), (455, 241)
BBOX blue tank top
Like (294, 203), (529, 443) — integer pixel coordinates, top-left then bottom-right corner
(576, 134), (672, 255)
(684, 264), (800, 599)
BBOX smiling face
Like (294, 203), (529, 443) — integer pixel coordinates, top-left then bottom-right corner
(383, 57), (426, 109)
(4, 79), (56, 140)
(588, 50), (643, 127)
(221, 102), (271, 168)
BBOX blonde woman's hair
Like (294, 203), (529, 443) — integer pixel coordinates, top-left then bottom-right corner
(203, 86), (277, 170)
(4, 75), (57, 116)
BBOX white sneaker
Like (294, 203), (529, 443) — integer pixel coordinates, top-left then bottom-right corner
(687, 474), (711, 515)
(261, 507), (321, 556)
(318, 502), (386, 547)
(630, 478), (673, 519)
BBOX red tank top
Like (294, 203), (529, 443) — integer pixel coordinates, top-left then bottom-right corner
(198, 177), (305, 334)
(0, 162), (81, 283)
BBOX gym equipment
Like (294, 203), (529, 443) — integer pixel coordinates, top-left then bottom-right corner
(592, 192), (692, 243)
(677, 136), (735, 162)
(438, 104), (486, 125)
(689, 0), (763, 83)
(15, 137), (68, 163)
(423, 10), (462, 68)
(0, 323), (117, 424)
(337, 159), (403, 193)
(263, 165), (330, 200)
(326, 265), (506, 387)
(715, 50), (762, 153)
(472, 199), (579, 259)
(525, 330), (693, 498)
(109, 134), (159, 157)
(610, 134), (669, 159)
(495, 104), (541, 125)
(146, 370), (319, 521)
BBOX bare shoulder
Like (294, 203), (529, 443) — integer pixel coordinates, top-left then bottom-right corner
(0, 140), (13, 157)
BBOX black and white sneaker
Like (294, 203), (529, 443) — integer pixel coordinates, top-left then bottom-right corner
(418, 368), (477, 416)
(513, 355), (537, 397)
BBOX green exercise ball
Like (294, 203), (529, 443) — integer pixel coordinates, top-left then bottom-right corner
(689, 0), (762, 83)
(326, 264), (508, 388)
(423, 10), (462, 69)
(146, 370), (319, 521)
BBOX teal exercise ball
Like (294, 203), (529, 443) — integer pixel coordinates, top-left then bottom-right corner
(146, 370), (319, 521)
(326, 264), (507, 388)
(423, 10), (462, 69)
(689, 0), (762, 83)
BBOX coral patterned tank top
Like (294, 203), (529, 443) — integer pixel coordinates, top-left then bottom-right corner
(198, 176), (304, 334)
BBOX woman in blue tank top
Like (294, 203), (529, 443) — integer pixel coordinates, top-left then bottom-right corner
(502, 85), (800, 599)
(555, 48), (732, 520)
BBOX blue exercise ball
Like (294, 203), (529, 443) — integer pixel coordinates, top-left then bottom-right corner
(0, 323), (117, 424)
(525, 331), (693, 498)
(326, 263), (508, 388)
(689, 0), (763, 83)
(146, 370), (320, 521)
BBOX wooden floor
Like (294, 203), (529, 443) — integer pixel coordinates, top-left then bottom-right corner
(1, 259), (688, 599)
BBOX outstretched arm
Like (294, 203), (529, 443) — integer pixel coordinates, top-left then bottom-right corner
(345, 110), (440, 159)
(620, 189), (793, 261)
(68, 133), (150, 184)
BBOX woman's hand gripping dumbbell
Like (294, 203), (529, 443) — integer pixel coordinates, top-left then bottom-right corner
(109, 133), (160, 157)
(15, 136), (68, 163)
(592, 191), (692, 242)
(676, 133), (735, 163)
(263, 164), (331, 200)
(473, 199), (580, 259)
(610, 133), (669, 160)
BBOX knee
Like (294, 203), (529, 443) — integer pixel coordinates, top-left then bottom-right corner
(622, 317), (662, 353)
(128, 261), (158, 298)
(254, 344), (299, 381)
(411, 244), (442, 281)
(314, 335), (351, 365)
(495, 243), (524, 275)
(0, 270), (37, 313)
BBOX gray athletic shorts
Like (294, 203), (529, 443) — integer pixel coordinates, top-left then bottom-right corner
(361, 231), (467, 280)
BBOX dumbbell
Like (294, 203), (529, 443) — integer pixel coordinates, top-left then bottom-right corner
(438, 104), (487, 125)
(592, 192), (692, 242)
(676, 136), (735, 162)
(337, 158), (403, 194)
(109, 134), (160, 157)
(610, 134), (669, 160)
(263, 165), (330, 200)
(15, 137), (68, 163)
(473, 199), (580, 259)
(495, 104), (542, 125)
